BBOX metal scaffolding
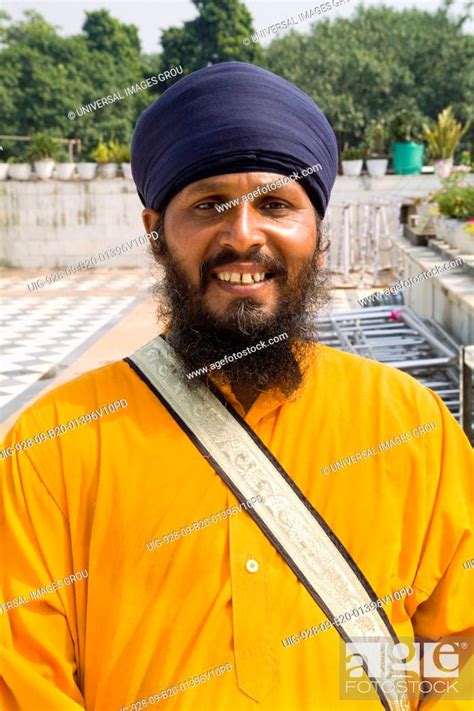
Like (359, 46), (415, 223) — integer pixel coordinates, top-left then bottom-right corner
(311, 305), (474, 444)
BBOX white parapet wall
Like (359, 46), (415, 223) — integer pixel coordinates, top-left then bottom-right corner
(0, 178), (146, 268)
(391, 235), (473, 345)
(0, 174), (442, 269)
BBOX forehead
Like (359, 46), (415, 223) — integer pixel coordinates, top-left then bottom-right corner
(181, 172), (293, 194)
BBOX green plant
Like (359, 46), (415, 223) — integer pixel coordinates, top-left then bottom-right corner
(341, 147), (365, 161)
(365, 119), (389, 157)
(91, 141), (110, 163)
(26, 132), (61, 161)
(115, 143), (131, 162)
(460, 150), (473, 171)
(6, 147), (29, 164)
(91, 140), (122, 163)
(433, 184), (474, 220)
(388, 109), (425, 144)
(55, 147), (73, 163)
(423, 107), (471, 160)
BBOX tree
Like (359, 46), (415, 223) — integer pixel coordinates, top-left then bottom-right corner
(262, 3), (474, 153)
(160, 0), (261, 75)
(0, 10), (154, 156)
(83, 10), (141, 59)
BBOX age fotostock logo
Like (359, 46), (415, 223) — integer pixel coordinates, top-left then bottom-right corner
(341, 638), (472, 701)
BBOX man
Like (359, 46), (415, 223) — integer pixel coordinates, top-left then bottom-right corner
(1, 62), (473, 711)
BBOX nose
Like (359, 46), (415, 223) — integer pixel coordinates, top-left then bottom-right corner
(216, 203), (266, 254)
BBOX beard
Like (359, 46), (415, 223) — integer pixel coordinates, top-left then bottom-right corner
(152, 215), (331, 398)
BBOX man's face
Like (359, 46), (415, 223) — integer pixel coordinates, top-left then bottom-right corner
(142, 171), (329, 396)
(143, 172), (320, 327)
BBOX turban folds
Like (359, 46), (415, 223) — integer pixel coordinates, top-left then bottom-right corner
(131, 62), (338, 218)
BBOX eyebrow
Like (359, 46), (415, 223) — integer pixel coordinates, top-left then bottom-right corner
(187, 180), (233, 195)
(187, 177), (292, 197)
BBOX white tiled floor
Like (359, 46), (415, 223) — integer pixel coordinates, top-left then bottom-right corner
(0, 295), (139, 411)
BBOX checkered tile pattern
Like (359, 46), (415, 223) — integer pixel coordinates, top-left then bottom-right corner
(0, 270), (155, 292)
(0, 295), (138, 411)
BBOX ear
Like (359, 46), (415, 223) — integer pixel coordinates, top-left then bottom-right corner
(142, 208), (161, 235)
(316, 253), (326, 269)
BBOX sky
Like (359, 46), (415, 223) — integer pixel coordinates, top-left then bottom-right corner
(3, 0), (472, 53)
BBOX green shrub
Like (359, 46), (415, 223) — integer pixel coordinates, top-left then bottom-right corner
(26, 132), (61, 161)
(388, 108), (425, 143)
(434, 185), (474, 220)
(115, 143), (131, 162)
(365, 119), (389, 157)
(341, 147), (365, 161)
(90, 140), (123, 163)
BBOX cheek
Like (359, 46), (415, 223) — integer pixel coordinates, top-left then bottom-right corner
(278, 233), (317, 276)
(272, 218), (317, 261)
(166, 219), (214, 278)
(166, 237), (205, 283)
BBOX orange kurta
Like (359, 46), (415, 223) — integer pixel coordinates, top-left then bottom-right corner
(1, 343), (473, 711)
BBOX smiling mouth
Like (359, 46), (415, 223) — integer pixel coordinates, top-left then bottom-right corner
(212, 271), (275, 285)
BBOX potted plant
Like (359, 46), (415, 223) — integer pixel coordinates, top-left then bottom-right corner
(55, 148), (76, 180)
(7, 154), (32, 181)
(364, 119), (389, 177)
(388, 108), (425, 175)
(423, 107), (471, 178)
(341, 147), (365, 177)
(77, 152), (97, 180)
(116, 143), (132, 180)
(459, 150), (473, 173)
(26, 132), (60, 180)
(91, 140), (120, 178)
(431, 173), (474, 254)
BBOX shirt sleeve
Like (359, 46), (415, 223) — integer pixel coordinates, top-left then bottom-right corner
(0, 412), (86, 711)
(404, 392), (474, 709)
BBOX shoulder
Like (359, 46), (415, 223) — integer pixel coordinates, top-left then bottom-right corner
(4, 360), (138, 438)
(303, 342), (442, 422)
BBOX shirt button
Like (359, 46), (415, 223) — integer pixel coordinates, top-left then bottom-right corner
(246, 559), (259, 573)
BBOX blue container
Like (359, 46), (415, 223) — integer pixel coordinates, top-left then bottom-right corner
(391, 142), (424, 175)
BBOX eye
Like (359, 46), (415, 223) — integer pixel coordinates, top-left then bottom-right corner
(262, 200), (290, 211)
(195, 200), (221, 210)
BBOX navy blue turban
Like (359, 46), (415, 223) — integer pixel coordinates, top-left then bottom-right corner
(131, 62), (338, 218)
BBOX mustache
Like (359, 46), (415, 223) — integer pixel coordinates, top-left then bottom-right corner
(200, 248), (287, 287)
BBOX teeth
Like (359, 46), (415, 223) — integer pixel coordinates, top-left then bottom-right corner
(216, 272), (266, 284)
